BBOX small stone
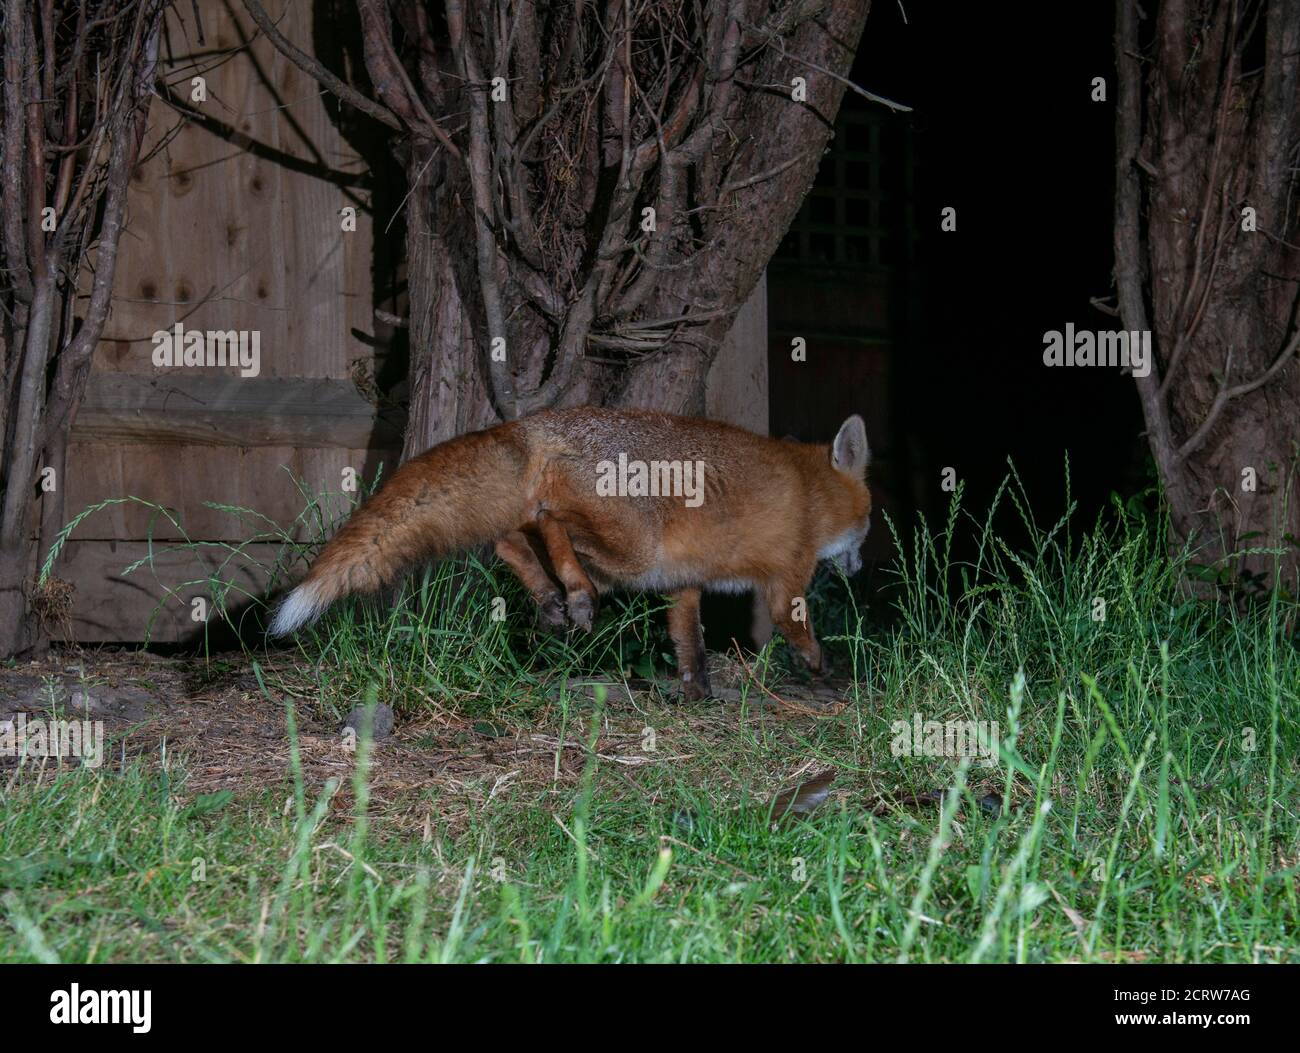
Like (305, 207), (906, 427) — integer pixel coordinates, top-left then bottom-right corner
(342, 703), (395, 740)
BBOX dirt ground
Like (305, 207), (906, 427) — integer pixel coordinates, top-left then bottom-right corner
(0, 648), (858, 836)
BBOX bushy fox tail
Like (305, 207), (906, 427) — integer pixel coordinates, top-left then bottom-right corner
(269, 424), (529, 636)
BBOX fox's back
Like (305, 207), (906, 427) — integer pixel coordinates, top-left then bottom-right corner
(523, 407), (772, 467)
(513, 408), (834, 588)
(520, 408), (802, 514)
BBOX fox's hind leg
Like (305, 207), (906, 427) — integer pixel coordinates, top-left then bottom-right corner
(667, 587), (712, 701)
(536, 512), (600, 632)
(494, 531), (567, 631)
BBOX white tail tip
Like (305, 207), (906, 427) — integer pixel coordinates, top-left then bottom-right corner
(269, 582), (326, 636)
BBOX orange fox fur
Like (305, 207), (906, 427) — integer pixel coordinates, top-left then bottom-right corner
(270, 407), (872, 700)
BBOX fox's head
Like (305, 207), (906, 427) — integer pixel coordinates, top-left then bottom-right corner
(815, 415), (873, 576)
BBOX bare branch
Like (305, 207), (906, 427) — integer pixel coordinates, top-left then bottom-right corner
(448, 0), (515, 417)
(2, 0), (32, 301)
(1113, 0), (1178, 488)
(744, 20), (912, 113)
(721, 145), (821, 193)
(354, 0), (463, 160)
(1176, 328), (1300, 462)
(56, 11), (158, 376)
(240, 0), (406, 133)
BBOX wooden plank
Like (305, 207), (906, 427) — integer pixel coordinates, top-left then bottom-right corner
(72, 373), (404, 448)
(48, 0), (394, 644)
(270, 0), (373, 381)
(706, 272), (769, 435)
(51, 540), (289, 643)
(61, 443), (396, 541)
(92, 0), (375, 381)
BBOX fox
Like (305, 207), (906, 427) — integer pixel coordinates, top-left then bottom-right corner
(269, 407), (872, 701)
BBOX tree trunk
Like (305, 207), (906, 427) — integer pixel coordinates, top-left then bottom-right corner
(613, 2), (869, 414)
(400, 142), (499, 456)
(248, 0), (876, 460)
(1115, 0), (1300, 593)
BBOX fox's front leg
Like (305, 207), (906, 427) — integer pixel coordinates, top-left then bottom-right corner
(750, 591), (774, 648)
(536, 512), (600, 632)
(762, 578), (829, 676)
(666, 587), (712, 701)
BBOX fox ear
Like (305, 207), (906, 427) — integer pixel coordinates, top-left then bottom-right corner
(831, 415), (870, 477)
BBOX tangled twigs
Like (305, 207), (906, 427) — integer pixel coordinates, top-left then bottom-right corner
(30, 577), (75, 642)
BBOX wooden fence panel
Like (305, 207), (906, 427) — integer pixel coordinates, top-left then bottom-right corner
(57, 0), (392, 641)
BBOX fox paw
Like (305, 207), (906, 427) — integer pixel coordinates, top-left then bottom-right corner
(566, 591), (597, 633)
(679, 670), (713, 703)
(537, 594), (568, 633)
(803, 647), (832, 678)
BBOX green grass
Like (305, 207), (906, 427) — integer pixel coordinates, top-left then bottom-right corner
(3, 475), (1298, 962)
